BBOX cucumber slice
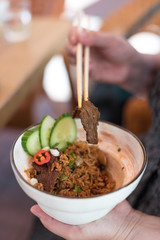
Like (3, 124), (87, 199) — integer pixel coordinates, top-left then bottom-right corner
(21, 127), (41, 156)
(39, 115), (55, 148)
(49, 113), (77, 151)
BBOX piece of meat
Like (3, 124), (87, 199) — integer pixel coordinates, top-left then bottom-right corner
(32, 154), (59, 191)
(72, 100), (100, 144)
(72, 106), (80, 118)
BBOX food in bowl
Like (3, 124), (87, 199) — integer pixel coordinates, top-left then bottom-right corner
(22, 113), (115, 197)
(11, 117), (147, 225)
(25, 141), (115, 197)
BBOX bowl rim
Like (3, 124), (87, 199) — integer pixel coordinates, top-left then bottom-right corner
(10, 120), (147, 200)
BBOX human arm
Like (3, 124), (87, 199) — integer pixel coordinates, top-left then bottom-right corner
(31, 200), (160, 240)
(66, 28), (160, 94)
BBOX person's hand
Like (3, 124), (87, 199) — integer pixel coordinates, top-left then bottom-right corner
(31, 200), (160, 240)
(31, 201), (140, 240)
(66, 28), (158, 94)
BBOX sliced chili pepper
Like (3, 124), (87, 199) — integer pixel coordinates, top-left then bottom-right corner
(34, 150), (51, 165)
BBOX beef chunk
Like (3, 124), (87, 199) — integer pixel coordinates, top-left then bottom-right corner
(80, 100), (100, 144)
(32, 154), (59, 191)
(72, 100), (100, 144)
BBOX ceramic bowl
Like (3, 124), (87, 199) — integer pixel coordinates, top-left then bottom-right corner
(10, 119), (147, 225)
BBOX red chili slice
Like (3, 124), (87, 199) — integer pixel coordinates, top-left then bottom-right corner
(34, 150), (50, 165)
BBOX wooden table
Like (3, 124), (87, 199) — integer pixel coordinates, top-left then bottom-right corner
(0, 17), (71, 129)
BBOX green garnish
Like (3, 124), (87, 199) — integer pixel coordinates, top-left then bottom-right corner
(70, 152), (76, 159)
(61, 142), (72, 152)
(118, 147), (121, 152)
(53, 142), (59, 148)
(66, 141), (72, 147)
(68, 160), (75, 167)
(74, 184), (81, 194)
(59, 174), (68, 181)
(73, 168), (76, 173)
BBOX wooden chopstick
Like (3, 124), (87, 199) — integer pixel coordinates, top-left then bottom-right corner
(84, 16), (90, 101)
(76, 12), (83, 109)
(76, 13), (90, 108)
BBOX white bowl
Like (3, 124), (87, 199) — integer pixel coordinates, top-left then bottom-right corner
(10, 119), (147, 225)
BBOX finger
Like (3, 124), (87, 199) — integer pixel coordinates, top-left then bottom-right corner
(113, 200), (132, 214)
(65, 43), (76, 57)
(68, 26), (115, 49)
(31, 205), (80, 239)
(68, 55), (76, 65)
(79, 31), (115, 49)
(68, 27), (79, 45)
(89, 62), (128, 84)
(65, 43), (76, 64)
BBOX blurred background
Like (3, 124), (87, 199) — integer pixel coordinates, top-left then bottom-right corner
(0, 0), (160, 239)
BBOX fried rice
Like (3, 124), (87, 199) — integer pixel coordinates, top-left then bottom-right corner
(25, 141), (115, 197)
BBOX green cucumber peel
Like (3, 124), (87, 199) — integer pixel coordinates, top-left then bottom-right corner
(21, 126), (41, 156)
(49, 112), (77, 151)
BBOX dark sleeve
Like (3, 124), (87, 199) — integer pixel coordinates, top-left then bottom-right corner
(148, 71), (160, 131)
(128, 71), (160, 216)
